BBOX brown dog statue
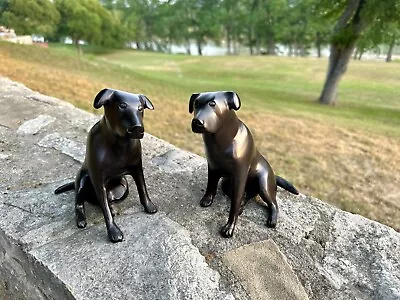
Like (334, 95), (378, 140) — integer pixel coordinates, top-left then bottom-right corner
(55, 88), (157, 243)
(189, 91), (298, 238)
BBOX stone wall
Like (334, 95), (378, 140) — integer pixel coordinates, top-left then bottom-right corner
(0, 77), (399, 300)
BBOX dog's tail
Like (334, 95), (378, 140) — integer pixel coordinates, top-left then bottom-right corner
(54, 182), (75, 194)
(276, 176), (299, 195)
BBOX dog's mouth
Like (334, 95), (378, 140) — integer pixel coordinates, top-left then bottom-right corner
(126, 126), (144, 139)
(191, 119), (206, 133)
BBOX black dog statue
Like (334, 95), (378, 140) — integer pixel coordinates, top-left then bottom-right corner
(189, 91), (298, 238)
(55, 88), (157, 243)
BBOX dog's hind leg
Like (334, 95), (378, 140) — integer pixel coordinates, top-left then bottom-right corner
(200, 165), (221, 207)
(107, 176), (129, 202)
(258, 173), (278, 228)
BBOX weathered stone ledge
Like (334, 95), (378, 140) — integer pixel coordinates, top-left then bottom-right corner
(0, 77), (399, 300)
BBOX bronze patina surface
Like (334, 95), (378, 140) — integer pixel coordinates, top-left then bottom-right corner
(189, 91), (298, 237)
(55, 88), (157, 243)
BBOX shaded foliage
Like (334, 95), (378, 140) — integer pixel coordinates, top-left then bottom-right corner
(1, 0), (59, 36)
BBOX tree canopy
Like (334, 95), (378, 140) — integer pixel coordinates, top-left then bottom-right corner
(0, 0), (59, 36)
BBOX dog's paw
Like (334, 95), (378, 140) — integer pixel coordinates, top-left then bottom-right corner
(266, 207), (278, 228)
(144, 201), (158, 214)
(77, 219), (87, 228)
(266, 218), (277, 228)
(107, 224), (124, 243)
(76, 205), (87, 228)
(220, 223), (235, 238)
(200, 196), (213, 207)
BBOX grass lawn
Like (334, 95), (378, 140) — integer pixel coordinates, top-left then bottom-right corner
(0, 42), (399, 231)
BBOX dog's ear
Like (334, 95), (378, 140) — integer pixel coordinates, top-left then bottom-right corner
(139, 95), (154, 110)
(225, 91), (241, 111)
(93, 88), (115, 109)
(189, 93), (200, 114)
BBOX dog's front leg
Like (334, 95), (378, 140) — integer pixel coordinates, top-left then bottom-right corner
(220, 170), (247, 238)
(91, 174), (123, 243)
(200, 165), (221, 207)
(131, 162), (157, 214)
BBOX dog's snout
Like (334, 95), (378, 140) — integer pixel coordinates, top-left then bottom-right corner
(193, 119), (204, 127)
(127, 125), (144, 138)
(192, 118), (205, 133)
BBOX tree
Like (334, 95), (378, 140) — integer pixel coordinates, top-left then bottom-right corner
(385, 31), (399, 62)
(118, 0), (159, 50)
(242, 0), (259, 55)
(278, 0), (317, 57)
(165, 0), (193, 54)
(178, 0), (222, 56)
(55, 0), (124, 53)
(377, 21), (400, 63)
(1, 0), (59, 37)
(318, 0), (400, 105)
(221, 0), (247, 55)
(95, 3), (127, 48)
(0, 0), (8, 16)
(307, 0), (333, 58)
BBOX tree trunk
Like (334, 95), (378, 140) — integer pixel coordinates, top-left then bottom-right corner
(266, 37), (276, 55)
(233, 33), (238, 55)
(318, 0), (366, 105)
(386, 35), (396, 62)
(353, 48), (358, 59)
(255, 37), (260, 55)
(185, 39), (191, 55)
(316, 32), (321, 58)
(197, 39), (202, 56)
(319, 43), (355, 105)
(248, 0), (257, 55)
(248, 26), (254, 55)
(74, 39), (82, 56)
(288, 44), (293, 56)
(358, 50), (364, 60)
(226, 27), (232, 55)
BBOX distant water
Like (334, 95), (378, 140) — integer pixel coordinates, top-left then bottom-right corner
(170, 43), (227, 56)
(169, 42), (398, 61)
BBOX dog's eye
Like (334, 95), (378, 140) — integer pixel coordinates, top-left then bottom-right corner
(138, 105), (143, 111)
(209, 101), (216, 107)
(119, 102), (127, 109)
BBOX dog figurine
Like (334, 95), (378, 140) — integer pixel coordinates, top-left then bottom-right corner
(55, 88), (157, 243)
(189, 91), (298, 238)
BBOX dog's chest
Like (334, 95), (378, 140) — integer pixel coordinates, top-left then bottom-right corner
(203, 125), (255, 173)
(93, 142), (141, 175)
(204, 140), (236, 172)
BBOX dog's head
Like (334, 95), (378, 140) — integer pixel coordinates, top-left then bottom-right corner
(94, 88), (154, 139)
(189, 91), (241, 134)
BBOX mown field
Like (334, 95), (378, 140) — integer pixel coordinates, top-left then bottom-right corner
(0, 42), (399, 231)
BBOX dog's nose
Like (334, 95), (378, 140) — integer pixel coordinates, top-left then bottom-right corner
(191, 118), (205, 133)
(127, 125), (144, 138)
(192, 118), (204, 128)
